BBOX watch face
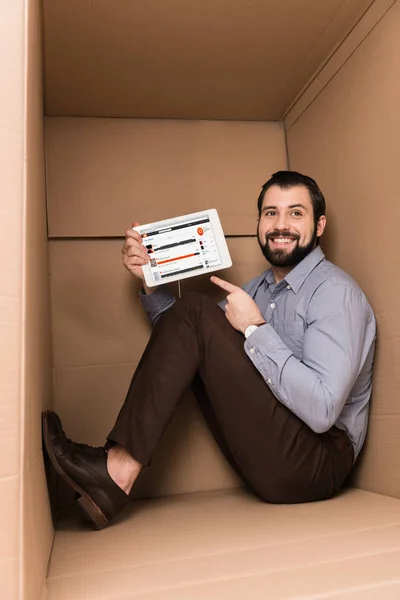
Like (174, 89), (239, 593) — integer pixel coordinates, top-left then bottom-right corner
(245, 325), (258, 339)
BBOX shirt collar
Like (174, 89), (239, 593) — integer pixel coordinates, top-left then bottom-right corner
(264, 246), (325, 294)
(265, 269), (276, 287)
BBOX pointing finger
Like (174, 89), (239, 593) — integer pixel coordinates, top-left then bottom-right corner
(210, 276), (238, 294)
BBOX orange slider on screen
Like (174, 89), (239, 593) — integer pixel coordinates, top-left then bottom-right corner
(157, 253), (197, 265)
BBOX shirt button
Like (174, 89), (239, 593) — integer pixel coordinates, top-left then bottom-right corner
(249, 347), (255, 354)
(287, 285), (291, 290)
(270, 303), (276, 309)
(267, 378), (272, 384)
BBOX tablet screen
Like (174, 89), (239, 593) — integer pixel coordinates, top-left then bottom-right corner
(140, 214), (222, 283)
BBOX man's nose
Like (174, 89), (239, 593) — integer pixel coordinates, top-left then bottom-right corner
(275, 213), (290, 231)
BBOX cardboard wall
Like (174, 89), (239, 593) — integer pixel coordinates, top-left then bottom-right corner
(45, 118), (285, 237)
(23, 0), (54, 599)
(0, 1), (24, 595)
(46, 118), (287, 497)
(286, 0), (400, 499)
(41, 0), (374, 121)
(1, 2), (54, 598)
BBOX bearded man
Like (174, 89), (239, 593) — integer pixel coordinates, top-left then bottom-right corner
(43, 171), (376, 530)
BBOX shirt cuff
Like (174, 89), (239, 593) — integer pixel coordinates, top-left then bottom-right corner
(244, 323), (294, 390)
(139, 286), (175, 322)
(244, 323), (281, 353)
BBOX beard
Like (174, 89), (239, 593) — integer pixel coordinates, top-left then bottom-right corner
(258, 224), (318, 268)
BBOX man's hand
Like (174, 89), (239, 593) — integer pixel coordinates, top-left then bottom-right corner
(211, 276), (265, 334)
(122, 223), (157, 295)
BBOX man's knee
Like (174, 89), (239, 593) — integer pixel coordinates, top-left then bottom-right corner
(173, 293), (222, 316)
(175, 292), (205, 307)
(164, 292), (232, 342)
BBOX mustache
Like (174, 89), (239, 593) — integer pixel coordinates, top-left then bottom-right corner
(265, 230), (300, 241)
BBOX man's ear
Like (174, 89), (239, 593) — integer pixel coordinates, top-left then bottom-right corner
(316, 215), (326, 238)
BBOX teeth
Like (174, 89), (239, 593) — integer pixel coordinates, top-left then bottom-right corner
(272, 238), (293, 244)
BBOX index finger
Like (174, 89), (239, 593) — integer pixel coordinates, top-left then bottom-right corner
(210, 276), (238, 294)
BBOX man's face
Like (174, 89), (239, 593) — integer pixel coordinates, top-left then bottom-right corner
(257, 185), (326, 268)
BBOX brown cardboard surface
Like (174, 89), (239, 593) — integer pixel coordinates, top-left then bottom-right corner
(135, 390), (241, 498)
(286, 0), (400, 498)
(50, 237), (263, 498)
(86, 554), (400, 600)
(23, 454), (53, 600)
(45, 118), (286, 237)
(42, 0), (373, 120)
(352, 415), (400, 498)
(284, 0), (396, 127)
(0, 480), (19, 600)
(46, 488), (400, 599)
(49, 238), (265, 369)
(0, 1), (25, 598)
(6, 1), (400, 599)
(327, 585), (400, 600)
(328, 581), (400, 600)
(23, 2), (55, 599)
(49, 240), (157, 369)
(49, 552), (400, 600)
(52, 363), (137, 444)
(17, 2), (400, 598)
(53, 366), (241, 500)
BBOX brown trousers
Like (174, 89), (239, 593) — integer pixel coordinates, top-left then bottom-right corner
(107, 294), (354, 504)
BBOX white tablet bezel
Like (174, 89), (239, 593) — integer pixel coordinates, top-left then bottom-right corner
(133, 209), (232, 287)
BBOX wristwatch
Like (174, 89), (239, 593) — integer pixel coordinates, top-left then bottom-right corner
(244, 323), (265, 339)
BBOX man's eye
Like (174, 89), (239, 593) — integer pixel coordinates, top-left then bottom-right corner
(291, 211), (302, 217)
(265, 211), (276, 217)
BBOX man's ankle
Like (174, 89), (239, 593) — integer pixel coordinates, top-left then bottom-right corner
(107, 445), (142, 494)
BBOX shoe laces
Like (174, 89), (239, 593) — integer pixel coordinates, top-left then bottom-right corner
(61, 431), (106, 457)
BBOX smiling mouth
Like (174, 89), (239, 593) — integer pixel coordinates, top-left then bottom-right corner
(269, 237), (297, 245)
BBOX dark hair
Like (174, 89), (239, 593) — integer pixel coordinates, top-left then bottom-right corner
(257, 171), (326, 224)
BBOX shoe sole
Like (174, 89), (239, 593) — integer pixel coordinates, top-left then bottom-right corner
(42, 412), (109, 530)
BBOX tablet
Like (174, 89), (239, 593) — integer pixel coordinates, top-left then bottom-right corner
(133, 209), (232, 287)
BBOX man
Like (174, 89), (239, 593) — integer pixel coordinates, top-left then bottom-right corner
(43, 171), (376, 530)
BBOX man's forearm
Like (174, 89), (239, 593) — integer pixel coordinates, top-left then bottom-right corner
(243, 322), (371, 434)
(244, 328), (345, 432)
(242, 282), (375, 433)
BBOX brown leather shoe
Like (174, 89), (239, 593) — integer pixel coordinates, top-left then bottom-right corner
(42, 411), (129, 530)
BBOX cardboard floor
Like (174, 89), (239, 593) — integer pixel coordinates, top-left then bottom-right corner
(46, 487), (400, 599)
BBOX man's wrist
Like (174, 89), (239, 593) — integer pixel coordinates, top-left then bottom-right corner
(244, 320), (266, 339)
(142, 283), (158, 295)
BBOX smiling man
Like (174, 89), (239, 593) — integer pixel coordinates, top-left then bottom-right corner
(43, 171), (376, 530)
(258, 182), (325, 270)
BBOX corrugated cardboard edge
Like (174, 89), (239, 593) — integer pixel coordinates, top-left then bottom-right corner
(21, 1), (54, 600)
(284, 0), (397, 129)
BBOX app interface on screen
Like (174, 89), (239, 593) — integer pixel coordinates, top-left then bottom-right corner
(141, 216), (222, 282)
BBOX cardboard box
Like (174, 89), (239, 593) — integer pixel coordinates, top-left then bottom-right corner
(2, 1), (400, 598)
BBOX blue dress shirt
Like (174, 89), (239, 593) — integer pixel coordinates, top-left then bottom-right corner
(140, 246), (376, 460)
